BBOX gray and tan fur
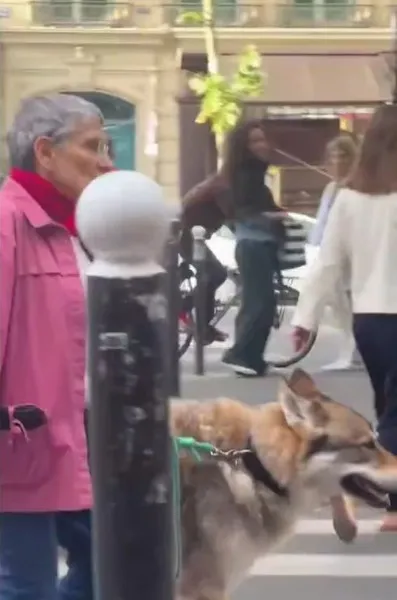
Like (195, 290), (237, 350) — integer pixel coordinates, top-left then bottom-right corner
(170, 369), (397, 600)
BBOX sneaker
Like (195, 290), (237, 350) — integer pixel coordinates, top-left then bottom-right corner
(222, 353), (264, 377)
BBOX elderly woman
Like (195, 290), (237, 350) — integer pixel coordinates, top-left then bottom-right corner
(0, 94), (113, 599)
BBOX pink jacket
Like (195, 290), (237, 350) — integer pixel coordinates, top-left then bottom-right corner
(0, 178), (91, 512)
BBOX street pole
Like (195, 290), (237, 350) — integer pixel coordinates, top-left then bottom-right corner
(76, 170), (173, 600)
(192, 225), (207, 376)
(165, 218), (181, 397)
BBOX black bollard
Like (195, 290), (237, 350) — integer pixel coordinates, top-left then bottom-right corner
(192, 226), (207, 376)
(76, 171), (174, 600)
(165, 218), (181, 397)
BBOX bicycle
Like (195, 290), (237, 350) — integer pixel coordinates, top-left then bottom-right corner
(178, 262), (317, 368)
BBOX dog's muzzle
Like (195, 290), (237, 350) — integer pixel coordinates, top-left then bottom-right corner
(341, 473), (390, 509)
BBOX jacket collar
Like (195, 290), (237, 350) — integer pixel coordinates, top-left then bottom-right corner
(1, 177), (60, 230)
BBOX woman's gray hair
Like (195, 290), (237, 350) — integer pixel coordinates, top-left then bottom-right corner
(7, 93), (104, 170)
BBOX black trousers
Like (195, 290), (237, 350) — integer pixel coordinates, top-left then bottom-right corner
(227, 239), (277, 372)
(353, 314), (397, 512)
(180, 241), (227, 327)
(204, 247), (227, 325)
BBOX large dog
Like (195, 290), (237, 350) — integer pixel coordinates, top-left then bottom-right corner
(171, 369), (397, 600)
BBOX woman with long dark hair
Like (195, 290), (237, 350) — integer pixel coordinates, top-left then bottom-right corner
(221, 119), (285, 376)
(292, 104), (397, 534)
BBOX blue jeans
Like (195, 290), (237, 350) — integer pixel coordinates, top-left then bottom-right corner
(0, 511), (93, 600)
(353, 314), (397, 511)
(225, 240), (277, 373)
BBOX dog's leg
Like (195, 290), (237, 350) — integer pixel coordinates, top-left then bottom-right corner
(331, 494), (357, 543)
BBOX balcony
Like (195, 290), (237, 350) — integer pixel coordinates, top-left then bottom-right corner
(165, 2), (265, 26)
(167, 2), (381, 28)
(277, 3), (378, 27)
(0, 1), (393, 29)
(30, 1), (136, 26)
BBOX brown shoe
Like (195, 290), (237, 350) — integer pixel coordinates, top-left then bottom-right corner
(379, 513), (397, 532)
(331, 495), (357, 543)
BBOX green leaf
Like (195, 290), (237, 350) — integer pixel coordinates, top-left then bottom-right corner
(188, 43), (264, 138)
(176, 10), (204, 25)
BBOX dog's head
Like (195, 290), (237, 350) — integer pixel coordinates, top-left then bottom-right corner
(250, 369), (397, 509)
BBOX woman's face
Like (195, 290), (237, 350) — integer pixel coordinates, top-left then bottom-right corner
(327, 149), (354, 182)
(247, 127), (270, 162)
(34, 117), (114, 200)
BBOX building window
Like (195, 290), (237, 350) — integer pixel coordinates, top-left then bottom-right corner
(33, 0), (109, 25)
(175, 0), (237, 26)
(292, 0), (353, 24)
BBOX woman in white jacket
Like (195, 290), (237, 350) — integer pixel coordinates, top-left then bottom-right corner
(292, 104), (397, 534)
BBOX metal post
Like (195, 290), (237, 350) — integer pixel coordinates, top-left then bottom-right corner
(191, 225), (207, 376)
(165, 218), (181, 397)
(76, 171), (173, 600)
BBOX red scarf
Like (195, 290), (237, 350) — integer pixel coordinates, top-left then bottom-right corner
(10, 168), (78, 236)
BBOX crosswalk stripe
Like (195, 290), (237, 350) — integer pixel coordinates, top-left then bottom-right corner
(59, 553), (397, 580)
(58, 519), (393, 580)
(294, 519), (382, 535)
(250, 554), (397, 577)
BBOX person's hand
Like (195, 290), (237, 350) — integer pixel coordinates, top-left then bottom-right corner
(292, 326), (312, 352)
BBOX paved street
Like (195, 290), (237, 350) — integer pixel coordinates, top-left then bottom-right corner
(179, 312), (397, 600)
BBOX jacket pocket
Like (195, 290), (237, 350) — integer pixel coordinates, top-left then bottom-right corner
(0, 425), (64, 488)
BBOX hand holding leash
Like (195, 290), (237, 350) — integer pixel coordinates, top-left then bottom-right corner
(292, 326), (312, 352)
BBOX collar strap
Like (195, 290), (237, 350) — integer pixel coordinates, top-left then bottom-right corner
(241, 437), (289, 499)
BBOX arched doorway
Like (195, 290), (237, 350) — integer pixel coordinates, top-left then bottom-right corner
(66, 91), (135, 169)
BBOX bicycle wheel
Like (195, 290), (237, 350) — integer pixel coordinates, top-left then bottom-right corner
(265, 278), (317, 368)
(178, 312), (194, 358)
(178, 272), (195, 358)
(267, 331), (317, 368)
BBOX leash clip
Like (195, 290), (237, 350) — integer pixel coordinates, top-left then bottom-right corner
(210, 447), (252, 465)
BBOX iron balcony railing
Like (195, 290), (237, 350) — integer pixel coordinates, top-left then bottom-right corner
(29, 1), (135, 26)
(277, 3), (377, 27)
(0, 1), (391, 28)
(167, 2), (379, 28)
(164, 2), (263, 27)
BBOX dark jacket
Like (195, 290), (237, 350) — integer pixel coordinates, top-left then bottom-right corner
(180, 172), (232, 259)
(180, 163), (283, 258)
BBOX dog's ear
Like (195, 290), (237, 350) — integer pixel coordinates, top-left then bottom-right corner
(279, 375), (327, 431)
(287, 369), (319, 398)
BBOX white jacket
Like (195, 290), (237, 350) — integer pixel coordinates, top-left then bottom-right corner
(292, 188), (397, 331)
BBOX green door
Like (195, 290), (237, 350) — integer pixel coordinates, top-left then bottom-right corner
(105, 120), (135, 170)
(65, 91), (136, 169)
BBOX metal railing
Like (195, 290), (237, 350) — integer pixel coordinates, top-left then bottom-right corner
(277, 3), (377, 28)
(165, 3), (264, 27)
(0, 1), (392, 28)
(30, 1), (135, 27)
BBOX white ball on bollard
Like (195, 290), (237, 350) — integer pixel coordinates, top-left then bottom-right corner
(76, 170), (169, 277)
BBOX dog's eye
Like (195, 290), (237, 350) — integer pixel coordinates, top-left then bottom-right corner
(362, 440), (376, 450)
